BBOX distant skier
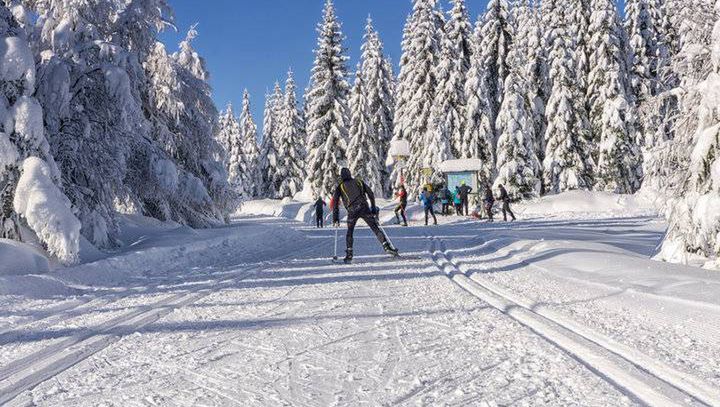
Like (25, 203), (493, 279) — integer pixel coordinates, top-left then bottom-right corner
(439, 185), (451, 215)
(420, 187), (438, 226)
(332, 167), (399, 263)
(497, 184), (516, 222)
(453, 186), (463, 216)
(457, 181), (473, 216)
(483, 184), (495, 222)
(394, 185), (408, 226)
(313, 197), (327, 228)
(329, 196), (340, 227)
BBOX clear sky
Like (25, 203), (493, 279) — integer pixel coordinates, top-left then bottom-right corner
(160, 0), (492, 130)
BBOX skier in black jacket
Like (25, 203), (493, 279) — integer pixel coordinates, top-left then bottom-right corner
(313, 197), (327, 228)
(332, 168), (399, 263)
(497, 184), (516, 222)
(483, 184), (495, 222)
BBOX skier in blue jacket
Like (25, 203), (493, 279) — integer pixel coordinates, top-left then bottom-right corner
(420, 187), (438, 226)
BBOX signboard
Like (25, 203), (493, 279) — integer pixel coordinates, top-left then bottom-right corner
(447, 171), (476, 192)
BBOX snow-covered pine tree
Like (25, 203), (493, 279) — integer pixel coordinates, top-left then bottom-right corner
(493, 1), (542, 199)
(303, 0), (350, 198)
(169, 27), (231, 221)
(543, 4), (593, 193)
(347, 67), (382, 195)
(217, 104), (245, 197)
(259, 83), (283, 198)
(360, 17), (395, 196)
(275, 70), (306, 199)
(462, 21), (495, 185)
(476, 0), (513, 144)
(443, 0), (473, 156)
(625, 0), (658, 104)
(216, 104), (235, 163)
(521, 0), (548, 177)
(659, 3), (720, 264)
(394, 0), (442, 194)
(0, 3), (80, 264)
(431, 32), (463, 163)
(239, 90), (261, 197)
(587, 0), (642, 194)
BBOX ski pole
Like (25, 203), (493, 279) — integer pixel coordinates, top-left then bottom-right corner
(333, 227), (339, 260)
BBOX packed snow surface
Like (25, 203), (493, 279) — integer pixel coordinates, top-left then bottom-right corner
(1, 192), (719, 406)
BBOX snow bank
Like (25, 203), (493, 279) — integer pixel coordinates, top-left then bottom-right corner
(516, 190), (656, 219)
(239, 199), (316, 223)
(0, 238), (49, 276)
(13, 157), (81, 265)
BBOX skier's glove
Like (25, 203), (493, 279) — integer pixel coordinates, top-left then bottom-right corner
(371, 206), (380, 215)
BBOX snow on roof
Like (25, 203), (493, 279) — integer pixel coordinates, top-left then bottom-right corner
(439, 159), (485, 173)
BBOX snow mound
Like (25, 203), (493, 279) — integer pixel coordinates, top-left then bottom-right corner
(516, 190), (656, 218)
(239, 199), (316, 223)
(0, 238), (49, 276)
(13, 157), (81, 265)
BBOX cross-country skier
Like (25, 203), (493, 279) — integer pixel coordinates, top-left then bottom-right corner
(313, 197), (327, 228)
(420, 187), (438, 226)
(457, 181), (473, 216)
(394, 185), (408, 226)
(332, 167), (399, 263)
(483, 184), (495, 222)
(497, 184), (516, 222)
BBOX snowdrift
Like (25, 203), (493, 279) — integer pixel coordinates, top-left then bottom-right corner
(516, 190), (656, 219)
(0, 238), (49, 276)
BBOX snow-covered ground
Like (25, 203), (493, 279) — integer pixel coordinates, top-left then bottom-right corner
(1, 193), (719, 406)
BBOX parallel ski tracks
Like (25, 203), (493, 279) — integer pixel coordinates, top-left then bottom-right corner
(0, 244), (322, 406)
(429, 237), (720, 407)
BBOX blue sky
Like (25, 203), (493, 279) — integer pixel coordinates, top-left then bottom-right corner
(160, 0), (492, 128)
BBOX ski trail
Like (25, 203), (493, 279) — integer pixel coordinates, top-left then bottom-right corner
(430, 237), (716, 407)
(0, 244), (324, 406)
(458, 237), (720, 397)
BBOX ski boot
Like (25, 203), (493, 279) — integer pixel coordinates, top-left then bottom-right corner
(383, 242), (400, 257)
(343, 249), (353, 264)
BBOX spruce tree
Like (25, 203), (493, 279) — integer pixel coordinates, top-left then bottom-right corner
(462, 21), (495, 185)
(543, 5), (593, 193)
(588, 0), (642, 194)
(360, 17), (395, 196)
(522, 1), (548, 175)
(443, 0), (474, 155)
(218, 105), (245, 198)
(303, 0), (350, 198)
(239, 90), (261, 197)
(275, 70), (306, 199)
(494, 1), (542, 199)
(348, 69), (383, 195)
(476, 0), (513, 144)
(394, 0), (443, 194)
(259, 84), (283, 198)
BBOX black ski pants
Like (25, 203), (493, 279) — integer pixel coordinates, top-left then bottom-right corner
(502, 201), (516, 221)
(461, 199), (469, 216)
(316, 213), (324, 228)
(394, 203), (407, 225)
(347, 204), (388, 252)
(424, 205), (437, 225)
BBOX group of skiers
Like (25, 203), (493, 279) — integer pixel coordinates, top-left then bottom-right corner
(393, 182), (516, 226)
(312, 167), (518, 263)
